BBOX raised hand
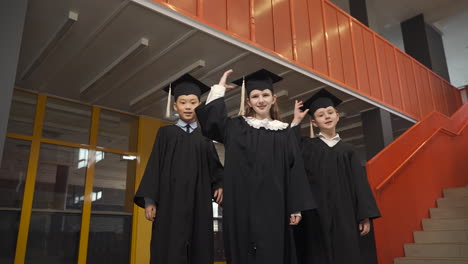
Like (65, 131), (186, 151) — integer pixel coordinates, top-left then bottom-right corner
(292, 100), (309, 125)
(218, 69), (235, 89)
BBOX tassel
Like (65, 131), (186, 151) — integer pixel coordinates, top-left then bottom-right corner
(165, 84), (172, 119)
(309, 118), (315, 138)
(238, 77), (246, 116)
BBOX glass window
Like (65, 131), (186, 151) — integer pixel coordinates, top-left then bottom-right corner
(87, 152), (136, 263)
(7, 90), (37, 136)
(98, 110), (138, 152)
(86, 214), (132, 264)
(25, 144), (87, 263)
(43, 98), (92, 144)
(0, 138), (30, 208)
(25, 212), (81, 264)
(32, 144), (87, 210)
(0, 138), (31, 263)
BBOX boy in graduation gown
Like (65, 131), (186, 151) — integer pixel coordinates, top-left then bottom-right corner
(195, 69), (316, 264)
(291, 89), (381, 264)
(134, 74), (224, 264)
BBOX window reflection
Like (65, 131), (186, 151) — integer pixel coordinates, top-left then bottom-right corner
(7, 90), (36, 136)
(43, 98), (91, 144)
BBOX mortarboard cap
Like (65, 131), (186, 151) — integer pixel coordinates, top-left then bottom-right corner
(163, 74), (210, 119)
(302, 89), (342, 117)
(232, 69), (282, 95)
(232, 69), (283, 115)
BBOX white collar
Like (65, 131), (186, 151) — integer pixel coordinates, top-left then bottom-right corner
(176, 119), (198, 129)
(318, 132), (340, 141)
(242, 116), (289, 131)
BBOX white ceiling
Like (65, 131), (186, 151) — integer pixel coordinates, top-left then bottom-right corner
(15, 0), (418, 159)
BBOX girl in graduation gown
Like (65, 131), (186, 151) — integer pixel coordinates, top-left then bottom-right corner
(292, 89), (381, 264)
(195, 69), (315, 264)
(134, 74), (223, 264)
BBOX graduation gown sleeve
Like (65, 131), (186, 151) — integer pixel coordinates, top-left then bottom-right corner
(207, 140), (223, 192)
(134, 128), (165, 208)
(287, 129), (317, 214)
(349, 150), (381, 221)
(195, 97), (229, 144)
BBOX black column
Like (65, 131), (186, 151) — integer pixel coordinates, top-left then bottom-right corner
(361, 108), (394, 160)
(401, 14), (450, 81)
(0, 0), (29, 165)
(360, 107), (394, 264)
(349, 0), (369, 26)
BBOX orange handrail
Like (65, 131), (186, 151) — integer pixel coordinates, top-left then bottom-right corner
(375, 126), (463, 191)
(366, 102), (468, 264)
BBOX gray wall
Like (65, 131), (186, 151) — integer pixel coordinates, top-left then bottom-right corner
(0, 0), (28, 164)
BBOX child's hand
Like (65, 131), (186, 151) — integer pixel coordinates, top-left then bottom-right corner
(218, 69), (235, 89)
(214, 188), (224, 205)
(359, 218), (371, 236)
(292, 100), (309, 125)
(145, 205), (157, 221)
(289, 214), (302, 225)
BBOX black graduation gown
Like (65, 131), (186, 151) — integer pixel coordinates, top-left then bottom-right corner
(195, 97), (316, 264)
(134, 125), (223, 264)
(294, 134), (381, 264)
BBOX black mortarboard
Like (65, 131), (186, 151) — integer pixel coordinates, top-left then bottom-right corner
(163, 74), (210, 119)
(163, 74), (210, 100)
(302, 89), (342, 117)
(232, 69), (283, 115)
(232, 69), (283, 95)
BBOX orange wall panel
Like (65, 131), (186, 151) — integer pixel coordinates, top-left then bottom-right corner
(308, 0), (328, 75)
(375, 37), (392, 105)
(439, 79), (450, 116)
(403, 55), (421, 118)
(351, 23), (371, 95)
(202, 0), (227, 29)
(418, 64), (434, 116)
(227, 0), (251, 40)
(444, 82), (458, 115)
(254, 0), (275, 50)
(324, 4), (344, 83)
(386, 46), (403, 110)
(337, 12), (357, 89)
(290, 0), (313, 67)
(396, 51), (411, 115)
(272, 0), (293, 60)
(429, 73), (444, 114)
(151, 0), (462, 122)
(362, 30), (382, 101)
(168, 0), (197, 15)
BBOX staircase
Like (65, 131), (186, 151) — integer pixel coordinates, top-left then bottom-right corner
(394, 186), (468, 264)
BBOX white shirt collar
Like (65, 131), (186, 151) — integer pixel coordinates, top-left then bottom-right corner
(318, 132), (341, 147)
(176, 119), (198, 130)
(243, 116), (289, 131)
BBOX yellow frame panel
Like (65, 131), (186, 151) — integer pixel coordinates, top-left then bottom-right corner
(14, 95), (46, 264)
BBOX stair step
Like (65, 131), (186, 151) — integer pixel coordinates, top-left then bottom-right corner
(444, 187), (468, 198)
(437, 198), (468, 208)
(414, 230), (468, 243)
(430, 207), (468, 219)
(404, 243), (468, 258)
(422, 218), (468, 231)
(395, 257), (468, 264)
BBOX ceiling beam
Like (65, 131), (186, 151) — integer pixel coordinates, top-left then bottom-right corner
(80, 37), (149, 98)
(21, 11), (79, 80)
